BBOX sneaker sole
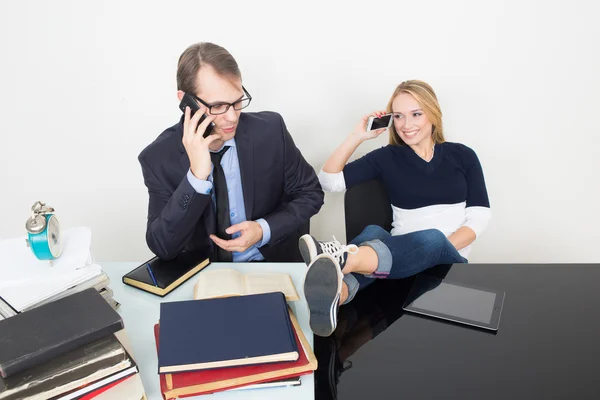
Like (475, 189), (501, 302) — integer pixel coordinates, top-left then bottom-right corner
(304, 256), (342, 337)
(298, 234), (318, 266)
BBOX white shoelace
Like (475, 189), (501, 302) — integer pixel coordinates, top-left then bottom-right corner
(319, 236), (359, 266)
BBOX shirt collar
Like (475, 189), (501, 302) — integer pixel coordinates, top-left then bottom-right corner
(210, 137), (236, 153)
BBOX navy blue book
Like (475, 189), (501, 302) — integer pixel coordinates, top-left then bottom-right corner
(158, 292), (299, 374)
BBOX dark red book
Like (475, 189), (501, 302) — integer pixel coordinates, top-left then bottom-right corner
(77, 374), (133, 399)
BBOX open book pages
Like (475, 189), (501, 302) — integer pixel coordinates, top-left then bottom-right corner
(193, 269), (300, 301)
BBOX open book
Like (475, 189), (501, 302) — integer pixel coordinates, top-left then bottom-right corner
(193, 269), (300, 301)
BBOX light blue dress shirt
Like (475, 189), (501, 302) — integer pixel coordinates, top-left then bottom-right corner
(186, 138), (270, 261)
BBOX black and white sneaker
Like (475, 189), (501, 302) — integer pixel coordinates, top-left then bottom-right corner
(298, 234), (358, 269)
(304, 254), (345, 337)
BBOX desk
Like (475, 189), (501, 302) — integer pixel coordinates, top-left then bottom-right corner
(313, 263), (600, 399)
(103, 262), (314, 400)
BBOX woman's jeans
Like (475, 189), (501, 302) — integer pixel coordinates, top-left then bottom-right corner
(342, 225), (467, 304)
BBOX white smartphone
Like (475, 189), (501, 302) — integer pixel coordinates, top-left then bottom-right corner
(366, 114), (393, 131)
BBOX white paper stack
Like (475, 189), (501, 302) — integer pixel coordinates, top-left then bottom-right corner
(0, 227), (118, 317)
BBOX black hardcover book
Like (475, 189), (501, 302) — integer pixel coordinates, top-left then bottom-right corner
(0, 288), (123, 378)
(122, 252), (210, 297)
(0, 334), (136, 399)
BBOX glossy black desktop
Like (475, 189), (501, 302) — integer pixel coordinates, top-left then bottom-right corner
(314, 263), (600, 400)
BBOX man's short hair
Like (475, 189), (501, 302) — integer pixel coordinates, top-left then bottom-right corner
(176, 42), (241, 94)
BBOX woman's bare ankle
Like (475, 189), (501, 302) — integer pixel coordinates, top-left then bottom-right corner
(343, 252), (359, 274)
(342, 246), (378, 275)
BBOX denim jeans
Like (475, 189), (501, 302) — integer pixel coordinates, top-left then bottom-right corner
(342, 225), (467, 303)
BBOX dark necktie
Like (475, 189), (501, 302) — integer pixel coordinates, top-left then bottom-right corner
(210, 146), (233, 262)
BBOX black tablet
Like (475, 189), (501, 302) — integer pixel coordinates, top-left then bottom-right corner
(402, 274), (505, 331)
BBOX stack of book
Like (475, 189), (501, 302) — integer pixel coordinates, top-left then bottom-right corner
(0, 227), (119, 319)
(155, 291), (318, 399)
(0, 288), (146, 399)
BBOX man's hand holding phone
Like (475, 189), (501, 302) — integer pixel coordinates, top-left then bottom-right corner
(182, 105), (221, 180)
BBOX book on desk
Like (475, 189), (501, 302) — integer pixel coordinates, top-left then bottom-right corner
(158, 292), (299, 374)
(154, 299), (317, 398)
(0, 288), (124, 378)
(0, 333), (137, 400)
(0, 289), (147, 399)
(193, 268), (300, 301)
(122, 252), (210, 297)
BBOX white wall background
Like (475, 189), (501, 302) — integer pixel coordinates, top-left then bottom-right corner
(0, 0), (598, 263)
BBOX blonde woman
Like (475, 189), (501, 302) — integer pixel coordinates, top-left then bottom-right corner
(300, 80), (491, 337)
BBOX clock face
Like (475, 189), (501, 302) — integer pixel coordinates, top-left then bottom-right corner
(47, 215), (62, 258)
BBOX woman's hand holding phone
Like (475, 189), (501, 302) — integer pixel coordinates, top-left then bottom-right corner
(322, 110), (389, 174)
(352, 110), (389, 142)
(182, 105), (221, 180)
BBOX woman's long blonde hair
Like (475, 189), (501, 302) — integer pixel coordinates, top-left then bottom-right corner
(386, 80), (446, 146)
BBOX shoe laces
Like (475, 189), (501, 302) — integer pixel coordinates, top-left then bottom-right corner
(319, 236), (358, 265)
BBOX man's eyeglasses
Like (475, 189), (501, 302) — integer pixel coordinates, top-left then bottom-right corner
(193, 86), (252, 115)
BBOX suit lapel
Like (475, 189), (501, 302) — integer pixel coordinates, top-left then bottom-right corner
(235, 115), (254, 220)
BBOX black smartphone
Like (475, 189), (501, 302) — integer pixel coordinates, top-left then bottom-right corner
(178, 93), (215, 138)
(366, 114), (393, 131)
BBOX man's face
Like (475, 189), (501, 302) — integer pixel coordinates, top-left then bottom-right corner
(193, 65), (244, 143)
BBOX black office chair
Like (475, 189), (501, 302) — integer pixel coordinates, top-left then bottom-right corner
(344, 179), (393, 243)
(286, 220), (310, 262)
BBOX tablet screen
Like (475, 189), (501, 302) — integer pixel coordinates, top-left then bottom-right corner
(403, 275), (505, 330)
(410, 281), (496, 323)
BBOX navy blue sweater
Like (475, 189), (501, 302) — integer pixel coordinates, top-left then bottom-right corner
(343, 142), (490, 210)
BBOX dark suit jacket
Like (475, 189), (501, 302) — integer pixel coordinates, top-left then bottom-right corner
(138, 111), (324, 262)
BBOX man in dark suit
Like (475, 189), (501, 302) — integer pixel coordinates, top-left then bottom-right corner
(139, 42), (324, 262)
